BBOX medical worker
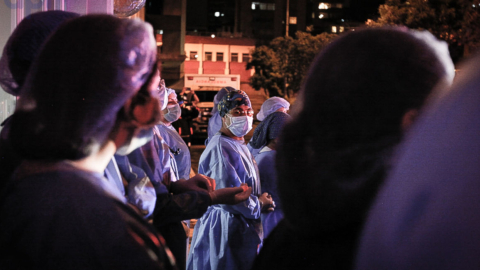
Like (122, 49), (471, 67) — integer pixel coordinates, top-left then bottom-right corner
(157, 88), (192, 179)
(252, 27), (455, 270)
(0, 14), (176, 268)
(355, 52), (480, 270)
(249, 111), (291, 238)
(128, 82), (253, 270)
(187, 89), (275, 270)
(206, 86), (234, 143)
(247, 97), (289, 155)
(0, 10), (79, 193)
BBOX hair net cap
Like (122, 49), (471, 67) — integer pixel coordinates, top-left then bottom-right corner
(0, 10), (79, 95)
(410, 30), (455, 85)
(250, 111), (291, 149)
(218, 89), (251, 117)
(10, 15), (157, 160)
(257, 97), (290, 121)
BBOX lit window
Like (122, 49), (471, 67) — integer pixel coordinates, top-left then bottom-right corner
(267, 3), (275, 10)
(319, 13), (327, 19)
(242, 53), (250, 62)
(332, 26), (337, 33)
(190, 51), (198, 60)
(205, 52), (212, 61)
(336, 3), (343, 8)
(339, 26), (344, 33)
(260, 3), (267, 10)
(319, 3), (331, 9)
(231, 53), (238, 62)
(251, 2), (260, 10)
(215, 11), (220, 17)
(216, 52), (224, 62)
(221, 13), (224, 16)
(312, 12), (315, 18)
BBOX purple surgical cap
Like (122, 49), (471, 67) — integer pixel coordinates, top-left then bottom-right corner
(0, 10), (79, 96)
(10, 15), (157, 160)
(217, 89), (251, 117)
(257, 97), (290, 121)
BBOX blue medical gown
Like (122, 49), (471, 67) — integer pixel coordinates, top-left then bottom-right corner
(187, 134), (263, 270)
(254, 149), (283, 238)
(128, 129), (211, 270)
(157, 124), (191, 179)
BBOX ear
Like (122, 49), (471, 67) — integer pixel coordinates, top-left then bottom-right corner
(123, 95), (162, 127)
(401, 108), (419, 131)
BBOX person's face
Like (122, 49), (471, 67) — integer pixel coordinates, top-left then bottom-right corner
(167, 93), (178, 106)
(229, 104), (254, 117)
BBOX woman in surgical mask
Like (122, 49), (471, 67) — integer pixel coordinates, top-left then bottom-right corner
(157, 88), (192, 180)
(187, 89), (275, 270)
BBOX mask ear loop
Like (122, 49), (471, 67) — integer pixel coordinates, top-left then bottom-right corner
(122, 61), (162, 127)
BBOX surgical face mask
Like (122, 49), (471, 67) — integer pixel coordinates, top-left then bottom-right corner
(163, 104), (181, 123)
(116, 127), (154, 156)
(225, 114), (253, 137)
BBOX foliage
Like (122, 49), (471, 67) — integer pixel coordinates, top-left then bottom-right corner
(247, 31), (337, 98)
(369, 0), (480, 58)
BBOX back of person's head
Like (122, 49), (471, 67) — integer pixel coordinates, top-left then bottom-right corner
(277, 27), (454, 231)
(0, 10), (79, 96)
(249, 111), (291, 149)
(256, 97), (290, 121)
(356, 51), (480, 270)
(9, 15), (157, 161)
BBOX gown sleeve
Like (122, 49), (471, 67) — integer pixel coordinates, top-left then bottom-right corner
(200, 138), (261, 220)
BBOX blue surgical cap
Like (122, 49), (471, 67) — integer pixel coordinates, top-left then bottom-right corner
(257, 97), (290, 121)
(218, 89), (251, 117)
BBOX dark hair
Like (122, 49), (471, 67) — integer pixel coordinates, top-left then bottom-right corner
(9, 15), (157, 160)
(276, 27), (451, 231)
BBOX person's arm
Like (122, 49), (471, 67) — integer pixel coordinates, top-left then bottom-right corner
(203, 143), (272, 220)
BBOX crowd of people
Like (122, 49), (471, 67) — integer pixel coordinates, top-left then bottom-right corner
(0, 10), (479, 270)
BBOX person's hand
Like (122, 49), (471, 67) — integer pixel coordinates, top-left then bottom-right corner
(170, 174), (216, 194)
(209, 183), (252, 205)
(258, 192), (275, 212)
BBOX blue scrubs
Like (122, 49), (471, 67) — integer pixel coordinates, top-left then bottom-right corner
(254, 148), (283, 238)
(157, 124), (191, 179)
(187, 133), (263, 270)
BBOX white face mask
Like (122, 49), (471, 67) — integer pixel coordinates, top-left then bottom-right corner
(116, 127), (154, 156)
(163, 104), (181, 123)
(225, 114), (253, 137)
